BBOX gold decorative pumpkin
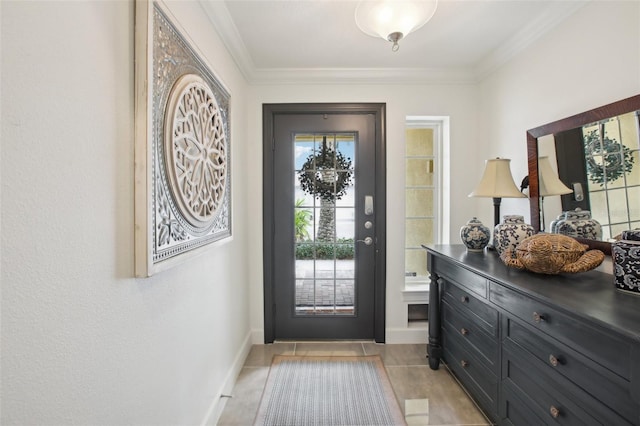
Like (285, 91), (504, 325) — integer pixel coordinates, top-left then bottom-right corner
(501, 234), (605, 274)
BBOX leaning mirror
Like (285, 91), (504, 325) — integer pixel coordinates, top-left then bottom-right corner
(527, 94), (640, 251)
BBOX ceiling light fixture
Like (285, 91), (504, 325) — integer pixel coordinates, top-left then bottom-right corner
(355, 0), (438, 51)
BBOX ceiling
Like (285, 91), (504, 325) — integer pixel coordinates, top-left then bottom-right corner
(200, 0), (586, 84)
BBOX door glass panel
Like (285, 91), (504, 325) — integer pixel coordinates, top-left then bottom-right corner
(335, 208), (355, 240)
(335, 171), (354, 207)
(294, 132), (356, 316)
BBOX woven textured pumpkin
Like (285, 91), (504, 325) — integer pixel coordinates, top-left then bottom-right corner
(501, 234), (605, 274)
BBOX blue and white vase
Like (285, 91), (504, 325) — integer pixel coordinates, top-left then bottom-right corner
(554, 208), (602, 240)
(612, 230), (640, 294)
(549, 213), (564, 234)
(494, 215), (535, 256)
(460, 217), (490, 252)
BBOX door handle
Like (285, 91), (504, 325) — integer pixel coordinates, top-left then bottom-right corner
(357, 237), (373, 245)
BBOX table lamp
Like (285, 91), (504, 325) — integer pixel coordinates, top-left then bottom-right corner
(538, 156), (573, 231)
(468, 158), (527, 245)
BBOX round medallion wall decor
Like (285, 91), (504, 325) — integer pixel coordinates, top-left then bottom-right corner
(164, 73), (227, 229)
(136, 3), (232, 276)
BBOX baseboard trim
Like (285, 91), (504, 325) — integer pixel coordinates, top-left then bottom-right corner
(251, 328), (265, 344)
(248, 328), (426, 344)
(385, 327), (428, 344)
(200, 331), (253, 426)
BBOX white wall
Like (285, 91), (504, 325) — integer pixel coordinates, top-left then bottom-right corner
(247, 84), (481, 343)
(478, 1), (640, 224)
(1, 1), (250, 425)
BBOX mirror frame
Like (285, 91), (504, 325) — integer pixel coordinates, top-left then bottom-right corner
(527, 94), (640, 252)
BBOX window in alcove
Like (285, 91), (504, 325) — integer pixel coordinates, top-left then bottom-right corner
(404, 118), (449, 284)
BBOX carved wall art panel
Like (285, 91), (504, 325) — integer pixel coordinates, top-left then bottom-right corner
(135, 1), (231, 277)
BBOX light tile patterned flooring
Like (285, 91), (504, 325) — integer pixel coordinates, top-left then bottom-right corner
(217, 342), (491, 425)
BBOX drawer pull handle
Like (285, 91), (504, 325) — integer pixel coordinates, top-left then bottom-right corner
(549, 405), (560, 419)
(460, 296), (469, 303)
(533, 311), (546, 323)
(460, 360), (469, 368)
(460, 328), (469, 336)
(549, 354), (559, 367)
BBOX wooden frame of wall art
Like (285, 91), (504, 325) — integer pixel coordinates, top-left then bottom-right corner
(134, 0), (232, 277)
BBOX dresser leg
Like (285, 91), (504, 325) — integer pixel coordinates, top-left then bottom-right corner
(428, 345), (442, 369)
(427, 271), (441, 370)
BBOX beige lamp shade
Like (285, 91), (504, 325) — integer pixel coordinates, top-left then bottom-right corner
(468, 158), (527, 199)
(538, 156), (573, 197)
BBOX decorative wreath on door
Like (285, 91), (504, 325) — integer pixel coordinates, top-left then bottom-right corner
(583, 130), (634, 186)
(298, 139), (353, 202)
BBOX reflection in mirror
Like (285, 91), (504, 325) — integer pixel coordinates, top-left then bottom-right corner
(581, 112), (640, 239)
(536, 153), (573, 231)
(545, 111), (640, 240)
(527, 95), (640, 249)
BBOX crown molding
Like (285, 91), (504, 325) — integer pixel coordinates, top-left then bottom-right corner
(199, 0), (256, 83)
(475, 1), (588, 80)
(201, 0), (585, 86)
(246, 67), (477, 85)
(200, 0), (476, 85)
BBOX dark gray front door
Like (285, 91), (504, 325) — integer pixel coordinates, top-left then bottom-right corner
(263, 104), (386, 342)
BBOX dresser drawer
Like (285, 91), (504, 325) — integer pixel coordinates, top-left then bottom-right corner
(503, 339), (634, 426)
(504, 316), (636, 423)
(443, 300), (498, 373)
(501, 380), (551, 426)
(443, 330), (498, 419)
(443, 280), (498, 337)
(490, 282), (632, 379)
(433, 256), (488, 298)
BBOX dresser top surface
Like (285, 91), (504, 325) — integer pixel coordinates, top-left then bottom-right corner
(425, 244), (640, 342)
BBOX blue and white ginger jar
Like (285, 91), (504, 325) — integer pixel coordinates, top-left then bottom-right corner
(494, 215), (535, 256)
(549, 213), (564, 234)
(460, 217), (490, 252)
(612, 230), (640, 294)
(554, 208), (602, 240)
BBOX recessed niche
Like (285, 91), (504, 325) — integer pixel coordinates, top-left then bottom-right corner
(408, 303), (428, 326)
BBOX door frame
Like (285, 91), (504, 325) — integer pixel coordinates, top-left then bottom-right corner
(262, 103), (387, 343)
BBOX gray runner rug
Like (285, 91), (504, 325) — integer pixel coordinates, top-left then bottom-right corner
(253, 355), (406, 426)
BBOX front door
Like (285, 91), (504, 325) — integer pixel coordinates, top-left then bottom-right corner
(263, 104), (386, 342)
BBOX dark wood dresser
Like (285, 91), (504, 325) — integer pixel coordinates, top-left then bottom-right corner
(424, 244), (640, 425)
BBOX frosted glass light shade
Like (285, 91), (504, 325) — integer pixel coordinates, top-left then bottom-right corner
(469, 158), (526, 199)
(538, 156), (573, 197)
(355, 1), (437, 41)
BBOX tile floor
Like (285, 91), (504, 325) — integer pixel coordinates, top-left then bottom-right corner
(217, 342), (491, 425)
